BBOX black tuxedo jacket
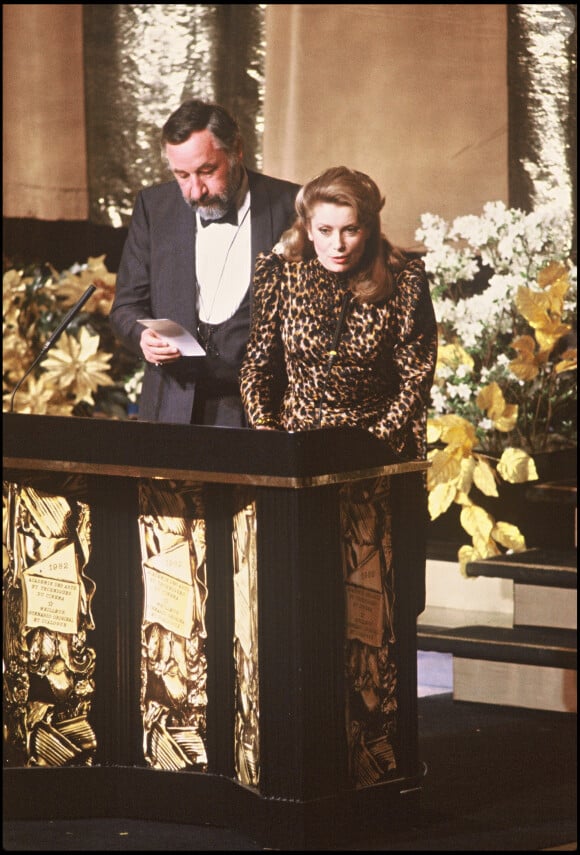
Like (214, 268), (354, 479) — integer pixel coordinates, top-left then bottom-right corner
(110, 170), (299, 424)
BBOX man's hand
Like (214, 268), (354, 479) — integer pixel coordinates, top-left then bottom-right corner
(140, 328), (181, 365)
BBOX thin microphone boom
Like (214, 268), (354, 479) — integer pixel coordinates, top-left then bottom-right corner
(9, 284), (97, 413)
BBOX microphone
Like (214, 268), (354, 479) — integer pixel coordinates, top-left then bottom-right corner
(9, 284), (97, 413)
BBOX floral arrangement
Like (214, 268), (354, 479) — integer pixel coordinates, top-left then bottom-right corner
(415, 201), (577, 569)
(3, 256), (142, 418)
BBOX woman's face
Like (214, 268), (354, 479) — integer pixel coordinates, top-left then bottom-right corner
(307, 202), (369, 274)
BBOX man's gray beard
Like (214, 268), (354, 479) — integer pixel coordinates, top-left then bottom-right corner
(189, 163), (242, 221)
(192, 198), (228, 220)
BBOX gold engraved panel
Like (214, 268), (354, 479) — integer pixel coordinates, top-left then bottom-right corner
(138, 480), (208, 771)
(232, 492), (259, 787)
(3, 479), (97, 767)
(341, 476), (397, 788)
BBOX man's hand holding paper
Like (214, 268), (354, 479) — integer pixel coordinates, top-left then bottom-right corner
(139, 318), (206, 364)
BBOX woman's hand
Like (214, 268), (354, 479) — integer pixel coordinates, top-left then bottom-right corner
(252, 417), (279, 430)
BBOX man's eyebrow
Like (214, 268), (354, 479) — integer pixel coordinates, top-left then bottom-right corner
(173, 161), (216, 174)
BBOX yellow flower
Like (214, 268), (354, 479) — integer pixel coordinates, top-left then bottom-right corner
(40, 327), (115, 405)
(2, 332), (34, 387)
(3, 373), (73, 416)
(49, 255), (117, 318)
(3, 268), (30, 304)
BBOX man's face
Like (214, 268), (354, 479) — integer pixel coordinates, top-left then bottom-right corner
(165, 128), (243, 220)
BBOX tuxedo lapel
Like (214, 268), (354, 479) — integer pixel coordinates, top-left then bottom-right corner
(248, 171), (277, 279)
(168, 195), (197, 331)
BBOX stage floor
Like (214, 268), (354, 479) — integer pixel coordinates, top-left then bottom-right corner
(3, 652), (576, 852)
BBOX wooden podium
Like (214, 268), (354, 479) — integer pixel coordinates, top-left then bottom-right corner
(3, 413), (428, 850)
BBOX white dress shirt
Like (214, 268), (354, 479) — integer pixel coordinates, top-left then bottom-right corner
(195, 174), (251, 324)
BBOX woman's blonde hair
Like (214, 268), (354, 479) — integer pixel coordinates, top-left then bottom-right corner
(278, 166), (406, 302)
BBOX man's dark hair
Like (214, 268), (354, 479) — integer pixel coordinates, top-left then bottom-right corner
(161, 99), (242, 154)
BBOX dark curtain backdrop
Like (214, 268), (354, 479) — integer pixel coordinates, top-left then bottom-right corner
(507, 4), (577, 258)
(82, 5), (265, 228)
(2, 4), (577, 268)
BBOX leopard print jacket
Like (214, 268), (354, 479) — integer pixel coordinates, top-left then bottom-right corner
(240, 250), (438, 459)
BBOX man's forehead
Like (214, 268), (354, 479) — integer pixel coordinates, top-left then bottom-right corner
(165, 130), (227, 171)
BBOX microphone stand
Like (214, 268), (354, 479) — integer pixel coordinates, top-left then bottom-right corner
(8, 284), (97, 413)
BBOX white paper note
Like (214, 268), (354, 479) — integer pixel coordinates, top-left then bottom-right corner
(138, 318), (206, 356)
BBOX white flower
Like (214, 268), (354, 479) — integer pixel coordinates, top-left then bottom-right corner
(415, 213), (449, 249)
(430, 385), (449, 412)
(125, 363), (145, 403)
(419, 200), (576, 456)
(454, 383), (473, 402)
(436, 365), (453, 380)
(478, 417), (495, 431)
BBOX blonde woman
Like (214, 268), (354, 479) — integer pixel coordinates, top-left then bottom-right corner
(240, 166), (437, 461)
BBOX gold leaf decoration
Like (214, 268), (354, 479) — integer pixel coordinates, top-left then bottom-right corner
(476, 383), (519, 432)
(8, 374), (73, 416)
(496, 448), (539, 483)
(537, 261), (569, 289)
(473, 533), (501, 561)
(3, 256), (143, 418)
(476, 382), (506, 421)
(436, 341), (474, 371)
(458, 544), (479, 577)
(426, 419), (442, 445)
(460, 504), (494, 540)
(41, 327), (115, 405)
(428, 481), (457, 521)
(493, 404), (518, 433)
(491, 522), (527, 551)
(534, 321), (572, 354)
(509, 336), (541, 381)
(515, 286), (551, 326)
(456, 456), (476, 496)
(439, 413), (477, 446)
(426, 448), (461, 490)
(472, 458), (499, 497)
(555, 348), (577, 374)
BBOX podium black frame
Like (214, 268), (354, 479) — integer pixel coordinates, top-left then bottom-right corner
(3, 413), (428, 850)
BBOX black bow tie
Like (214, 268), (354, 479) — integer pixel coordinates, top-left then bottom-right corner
(199, 206), (238, 228)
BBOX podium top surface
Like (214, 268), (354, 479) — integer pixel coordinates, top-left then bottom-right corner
(3, 413), (427, 488)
